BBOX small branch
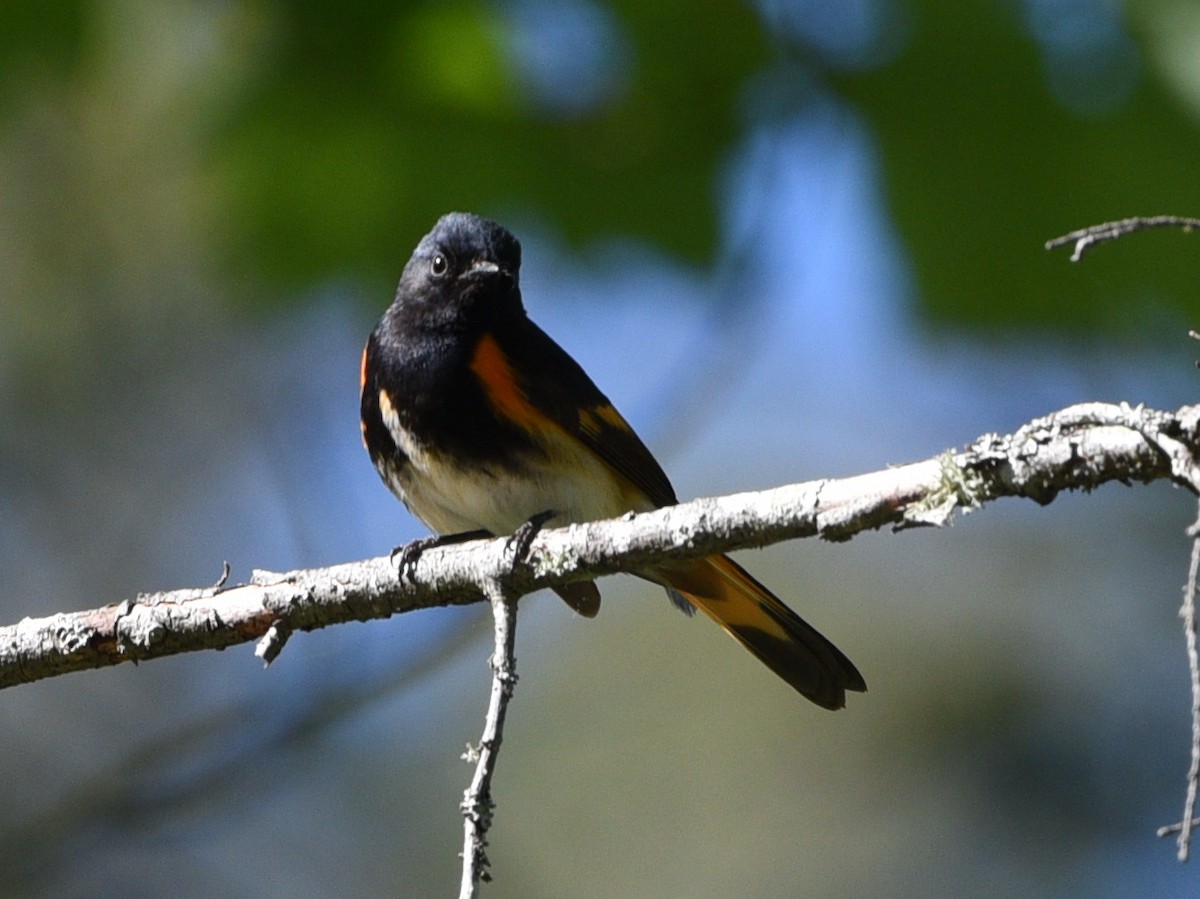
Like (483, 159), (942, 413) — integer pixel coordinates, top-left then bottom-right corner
(1046, 216), (1200, 261)
(459, 582), (519, 898)
(1158, 502), (1200, 859)
(1, 401), (1197, 691)
(1180, 520), (1200, 860)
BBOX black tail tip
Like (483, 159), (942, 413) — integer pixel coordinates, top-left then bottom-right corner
(796, 659), (867, 711)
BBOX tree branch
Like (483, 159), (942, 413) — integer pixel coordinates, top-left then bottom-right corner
(459, 581), (519, 897)
(1046, 215), (1200, 261)
(1047, 220), (1200, 860)
(1157, 502), (1200, 860)
(6, 398), (1200, 884)
(2, 400), (1197, 691)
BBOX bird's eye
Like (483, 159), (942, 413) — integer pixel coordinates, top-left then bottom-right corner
(430, 253), (449, 277)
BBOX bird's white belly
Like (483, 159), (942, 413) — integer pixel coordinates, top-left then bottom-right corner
(377, 399), (651, 536)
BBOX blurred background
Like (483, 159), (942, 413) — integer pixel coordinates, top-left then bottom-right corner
(2, 0), (1200, 896)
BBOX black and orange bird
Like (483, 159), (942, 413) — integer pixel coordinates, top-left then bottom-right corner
(360, 212), (866, 709)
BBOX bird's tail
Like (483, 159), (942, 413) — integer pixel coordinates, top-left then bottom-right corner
(652, 554), (866, 710)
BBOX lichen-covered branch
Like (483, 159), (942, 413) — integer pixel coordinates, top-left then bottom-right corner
(0, 400), (1196, 691)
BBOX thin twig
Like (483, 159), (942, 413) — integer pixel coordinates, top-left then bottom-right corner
(1181, 521), (1200, 861)
(459, 581), (519, 898)
(1046, 216), (1200, 261)
(1180, 518), (1200, 864)
(1157, 504), (1200, 858)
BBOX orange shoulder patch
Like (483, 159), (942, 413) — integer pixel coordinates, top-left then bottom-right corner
(577, 403), (632, 439)
(359, 345), (371, 448)
(469, 333), (543, 429)
(594, 403), (632, 432)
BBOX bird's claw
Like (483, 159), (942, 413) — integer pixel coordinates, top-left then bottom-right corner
(506, 509), (556, 569)
(390, 530), (491, 582)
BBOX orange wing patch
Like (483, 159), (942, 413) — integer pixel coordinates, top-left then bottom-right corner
(577, 408), (599, 438)
(594, 403), (632, 432)
(470, 333), (545, 430)
(578, 403), (632, 439)
(359, 344), (370, 447)
(470, 331), (668, 509)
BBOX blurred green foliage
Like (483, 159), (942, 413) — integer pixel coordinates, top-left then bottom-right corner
(1, 0), (1198, 326)
(0, 3), (87, 87)
(837, 0), (1200, 333)
(210, 0), (766, 293)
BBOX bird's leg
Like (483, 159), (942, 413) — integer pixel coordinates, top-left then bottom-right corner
(391, 529), (492, 582)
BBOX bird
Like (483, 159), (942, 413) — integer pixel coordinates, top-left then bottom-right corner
(360, 211), (866, 709)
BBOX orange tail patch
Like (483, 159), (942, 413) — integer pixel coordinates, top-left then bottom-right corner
(656, 554), (865, 710)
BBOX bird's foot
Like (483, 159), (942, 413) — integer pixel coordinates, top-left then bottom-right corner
(390, 529), (491, 582)
(505, 509), (556, 568)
